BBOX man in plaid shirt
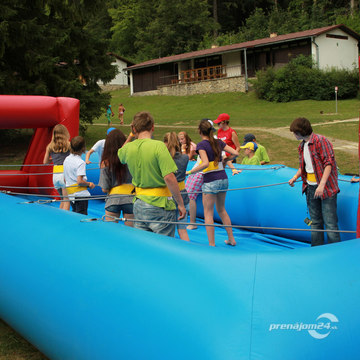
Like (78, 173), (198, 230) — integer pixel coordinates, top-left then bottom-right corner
(288, 117), (340, 246)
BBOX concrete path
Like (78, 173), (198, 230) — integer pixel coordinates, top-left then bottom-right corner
(93, 118), (359, 155)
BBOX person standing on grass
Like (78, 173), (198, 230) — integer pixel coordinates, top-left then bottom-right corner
(99, 129), (134, 226)
(187, 119), (239, 247)
(106, 104), (115, 127)
(118, 111), (186, 237)
(243, 133), (270, 165)
(164, 132), (190, 241)
(118, 103), (125, 125)
(288, 117), (341, 247)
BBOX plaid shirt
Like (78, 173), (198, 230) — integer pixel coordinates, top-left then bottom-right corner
(298, 132), (339, 199)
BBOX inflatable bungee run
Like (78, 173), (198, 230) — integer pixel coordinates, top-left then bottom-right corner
(0, 95), (360, 360)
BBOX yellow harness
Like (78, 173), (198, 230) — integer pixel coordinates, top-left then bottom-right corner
(109, 184), (135, 195)
(53, 165), (64, 174)
(66, 185), (88, 195)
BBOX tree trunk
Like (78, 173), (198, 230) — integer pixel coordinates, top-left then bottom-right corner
(213, 0), (218, 38)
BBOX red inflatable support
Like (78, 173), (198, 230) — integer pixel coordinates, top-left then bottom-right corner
(0, 96), (79, 196)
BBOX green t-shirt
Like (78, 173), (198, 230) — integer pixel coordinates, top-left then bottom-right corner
(241, 155), (261, 165)
(255, 143), (270, 164)
(118, 138), (177, 210)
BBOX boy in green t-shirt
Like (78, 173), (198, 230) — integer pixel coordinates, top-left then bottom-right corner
(118, 111), (185, 237)
(243, 133), (270, 165)
(240, 142), (261, 165)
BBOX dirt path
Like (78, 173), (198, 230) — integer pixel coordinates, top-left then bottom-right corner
(93, 118), (359, 155)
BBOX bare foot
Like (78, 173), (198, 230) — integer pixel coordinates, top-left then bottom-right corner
(187, 225), (198, 230)
(225, 239), (236, 246)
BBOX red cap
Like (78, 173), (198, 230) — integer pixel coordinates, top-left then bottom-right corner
(214, 113), (230, 124)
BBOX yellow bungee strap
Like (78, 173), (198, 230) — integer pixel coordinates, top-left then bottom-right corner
(53, 165), (63, 174)
(109, 184), (135, 195)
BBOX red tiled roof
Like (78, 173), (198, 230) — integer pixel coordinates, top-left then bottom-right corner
(127, 24), (360, 71)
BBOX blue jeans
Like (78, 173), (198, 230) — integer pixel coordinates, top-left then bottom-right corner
(306, 185), (341, 246)
(133, 199), (176, 237)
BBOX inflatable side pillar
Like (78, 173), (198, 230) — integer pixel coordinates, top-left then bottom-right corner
(0, 96), (79, 195)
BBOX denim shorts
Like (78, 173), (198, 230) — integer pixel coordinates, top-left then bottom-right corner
(202, 178), (228, 194)
(133, 199), (176, 237)
(105, 203), (133, 215)
(176, 203), (189, 230)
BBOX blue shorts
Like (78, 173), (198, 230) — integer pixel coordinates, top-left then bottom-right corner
(105, 203), (133, 215)
(202, 178), (228, 194)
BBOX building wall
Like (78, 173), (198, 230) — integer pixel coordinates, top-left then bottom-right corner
(99, 59), (129, 86)
(156, 76), (246, 96)
(222, 51), (242, 77)
(314, 29), (359, 69)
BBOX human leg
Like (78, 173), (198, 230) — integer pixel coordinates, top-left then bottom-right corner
(176, 203), (190, 241)
(202, 192), (216, 246)
(215, 190), (236, 246)
(187, 199), (198, 230)
(185, 173), (203, 230)
(61, 188), (70, 211)
(72, 198), (88, 215)
(306, 185), (324, 246)
(321, 193), (341, 244)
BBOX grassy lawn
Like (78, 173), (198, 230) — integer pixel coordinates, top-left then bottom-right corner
(98, 87), (360, 128)
(312, 122), (359, 143)
(0, 320), (48, 360)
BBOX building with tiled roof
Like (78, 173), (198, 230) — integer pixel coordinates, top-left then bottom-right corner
(125, 24), (359, 96)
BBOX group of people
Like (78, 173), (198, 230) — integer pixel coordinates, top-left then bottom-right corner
(106, 103), (126, 127)
(43, 112), (341, 247)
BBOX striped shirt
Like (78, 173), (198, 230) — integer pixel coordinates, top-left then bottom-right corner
(298, 133), (339, 199)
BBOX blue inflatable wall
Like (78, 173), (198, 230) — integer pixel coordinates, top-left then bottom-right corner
(0, 163), (359, 359)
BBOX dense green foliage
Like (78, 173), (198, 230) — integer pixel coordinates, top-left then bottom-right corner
(252, 56), (359, 102)
(109, 0), (360, 62)
(0, 0), (117, 127)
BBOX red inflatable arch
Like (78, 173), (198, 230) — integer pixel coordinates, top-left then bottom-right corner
(0, 96), (79, 196)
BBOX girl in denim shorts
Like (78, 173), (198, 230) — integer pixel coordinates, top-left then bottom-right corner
(98, 129), (134, 226)
(185, 119), (239, 247)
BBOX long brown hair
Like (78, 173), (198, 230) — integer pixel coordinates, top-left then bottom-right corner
(47, 124), (70, 153)
(198, 119), (220, 165)
(178, 131), (192, 154)
(164, 132), (181, 158)
(101, 129), (127, 184)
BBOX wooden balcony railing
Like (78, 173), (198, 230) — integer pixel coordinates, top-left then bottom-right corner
(171, 65), (227, 84)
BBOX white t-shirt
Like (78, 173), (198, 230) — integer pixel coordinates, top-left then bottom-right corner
(304, 141), (317, 185)
(63, 154), (90, 198)
(91, 139), (105, 161)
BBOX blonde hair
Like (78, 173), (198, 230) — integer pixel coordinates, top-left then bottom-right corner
(163, 132), (180, 158)
(47, 124), (70, 153)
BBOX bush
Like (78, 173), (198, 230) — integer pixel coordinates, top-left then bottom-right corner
(252, 56), (359, 102)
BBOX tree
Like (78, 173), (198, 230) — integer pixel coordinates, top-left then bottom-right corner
(110, 0), (214, 62)
(0, 0), (116, 128)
